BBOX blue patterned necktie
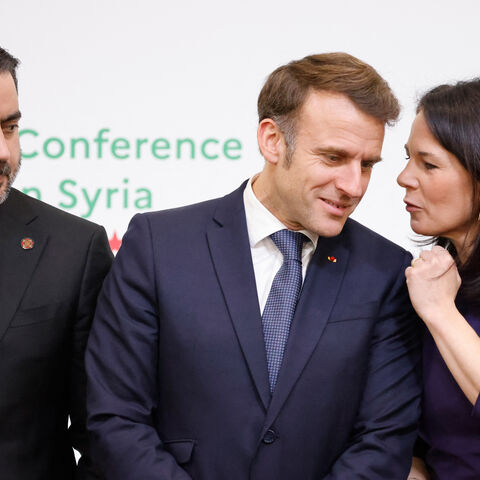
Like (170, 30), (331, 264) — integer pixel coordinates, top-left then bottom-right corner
(262, 229), (305, 392)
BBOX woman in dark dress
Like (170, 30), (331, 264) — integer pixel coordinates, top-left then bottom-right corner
(397, 78), (480, 480)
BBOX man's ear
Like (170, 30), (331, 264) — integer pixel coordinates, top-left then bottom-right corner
(257, 118), (286, 165)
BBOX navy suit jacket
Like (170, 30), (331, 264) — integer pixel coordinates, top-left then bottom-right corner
(86, 182), (421, 479)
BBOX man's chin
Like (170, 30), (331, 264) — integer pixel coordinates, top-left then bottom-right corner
(0, 161), (20, 205)
(314, 219), (348, 238)
(0, 183), (12, 205)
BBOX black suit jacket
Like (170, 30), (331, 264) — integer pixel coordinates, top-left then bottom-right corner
(87, 182), (422, 479)
(0, 188), (112, 480)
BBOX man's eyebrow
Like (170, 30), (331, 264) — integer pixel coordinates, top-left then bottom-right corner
(1, 110), (21, 123)
(312, 146), (349, 157)
(312, 146), (382, 163)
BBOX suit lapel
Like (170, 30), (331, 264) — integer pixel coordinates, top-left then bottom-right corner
(0, 190), (48, 342)
(206, 184), (271, 410)
(263, 233), (351, 430)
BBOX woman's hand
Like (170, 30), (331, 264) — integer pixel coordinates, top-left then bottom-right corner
(405, 245), (480, 406)
(408, 457), (430, 480)
(405, 246), (461, 323)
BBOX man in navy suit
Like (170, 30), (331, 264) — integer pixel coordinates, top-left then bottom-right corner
(86, 52), (421, 479)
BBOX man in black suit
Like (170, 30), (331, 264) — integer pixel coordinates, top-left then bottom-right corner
(0, 47), (112, 479)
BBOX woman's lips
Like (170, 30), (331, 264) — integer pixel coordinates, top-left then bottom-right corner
(404, 199), (422, 212)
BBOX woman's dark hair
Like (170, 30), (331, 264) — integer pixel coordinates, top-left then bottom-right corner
(418, 78), (480, 303)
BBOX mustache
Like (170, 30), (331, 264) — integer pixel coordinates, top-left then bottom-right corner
(0, 161), (12, 177)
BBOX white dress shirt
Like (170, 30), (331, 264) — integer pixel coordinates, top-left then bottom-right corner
(243, 176), (318, 314)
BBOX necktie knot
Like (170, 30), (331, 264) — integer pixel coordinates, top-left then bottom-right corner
(270, 230), (305, 262)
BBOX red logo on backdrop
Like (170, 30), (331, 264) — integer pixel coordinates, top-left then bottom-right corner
(109, 231), (122, 254)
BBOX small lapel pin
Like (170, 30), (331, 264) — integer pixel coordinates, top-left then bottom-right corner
(327, 256), (337, 263)
(20, 237), (35, 250)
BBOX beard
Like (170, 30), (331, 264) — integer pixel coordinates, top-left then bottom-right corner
(0, 156), (21, 205)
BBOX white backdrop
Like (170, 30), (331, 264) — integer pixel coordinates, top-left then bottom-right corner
(1, 0), (478, 253)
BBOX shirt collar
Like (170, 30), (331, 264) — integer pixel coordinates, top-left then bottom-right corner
(243, 175), (318, 248)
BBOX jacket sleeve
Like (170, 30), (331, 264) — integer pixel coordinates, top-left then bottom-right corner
(85, 214), (192, 480)
(324, 251), (422, 479)
(68, 226), (113, 480)
(413, 436), (429, 459)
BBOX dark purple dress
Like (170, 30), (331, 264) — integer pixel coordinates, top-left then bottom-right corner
(419, 299), (480, 479)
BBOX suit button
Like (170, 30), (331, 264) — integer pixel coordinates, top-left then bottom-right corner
(262, 429), (277, 444)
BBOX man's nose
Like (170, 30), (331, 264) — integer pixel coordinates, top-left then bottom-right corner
(0, 131), (10, 162)
(336, 162), (364, 198)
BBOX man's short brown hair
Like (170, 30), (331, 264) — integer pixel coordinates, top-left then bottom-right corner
(257, 52), (400, 152)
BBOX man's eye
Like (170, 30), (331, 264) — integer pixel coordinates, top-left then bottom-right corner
(324, 154), (339, 162)
(361, 161), (375, 170)
(424, 162), (437, 170)
(3, 124), (19, 133)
